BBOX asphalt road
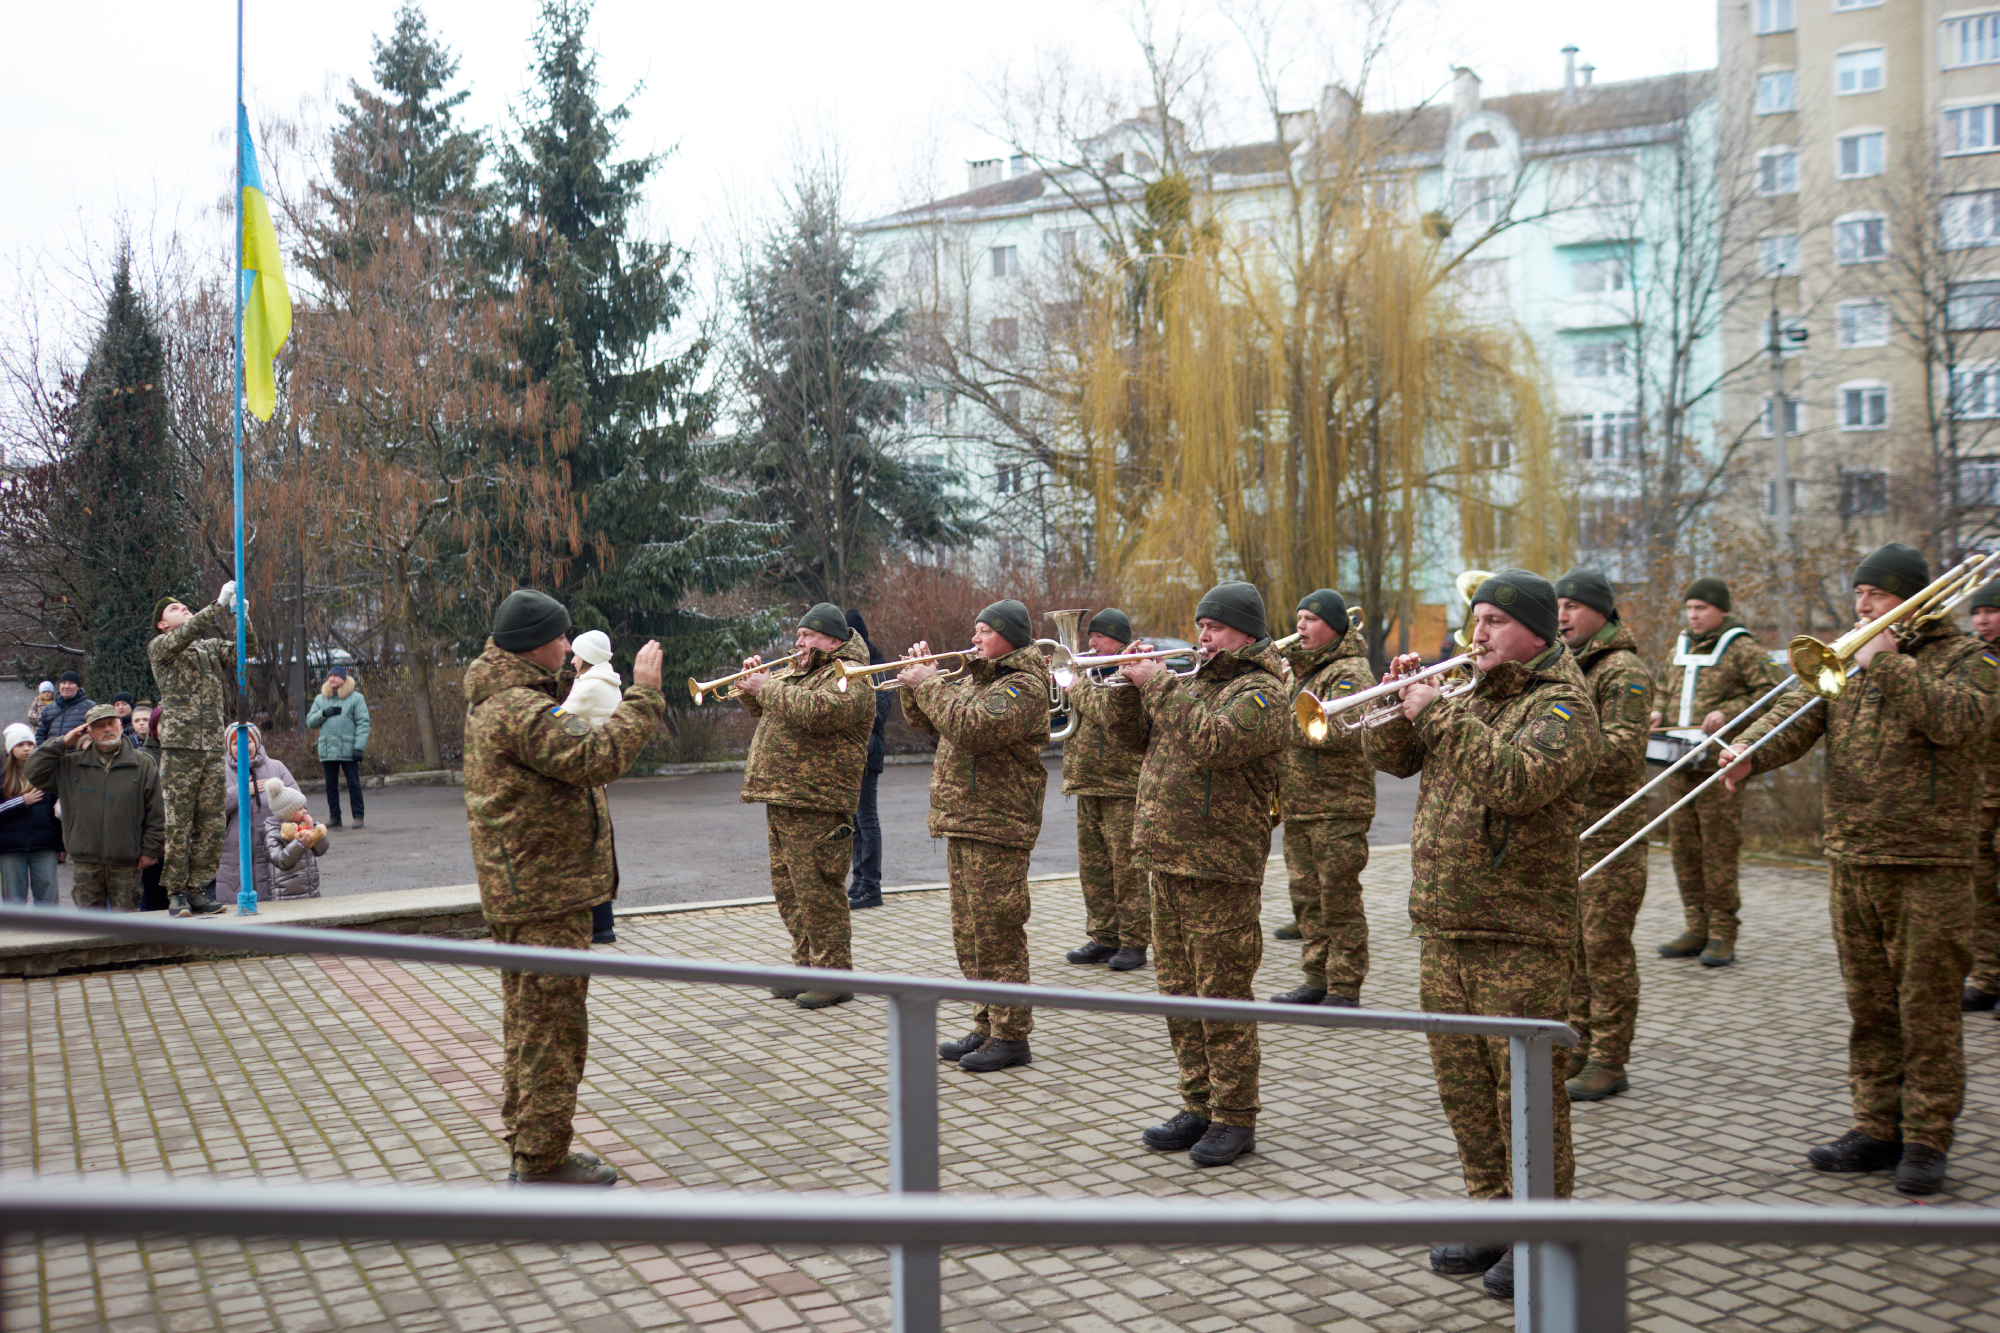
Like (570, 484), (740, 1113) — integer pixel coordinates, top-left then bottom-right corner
(303, 761), (1423, 908)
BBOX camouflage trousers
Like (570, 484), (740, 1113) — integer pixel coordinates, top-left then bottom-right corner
(1569, 831), (1648, 1069)
(72, 862), (142, 912)
(1667, 767), (1742, 943)
(1970, 805), (2000, 993)
(1420, 937), (1575, 1200)
(1830, 862), (1972, 1152)
(766, 805), (853, 972)
(490, 906), (594, 1174)
(1152, 873), (1262, 1127)
(158, 746), (225, 896)
(947, 838), (1034, 1040)
(1077, 795), (1148, 949)
(1283, 820), (1369, 1000)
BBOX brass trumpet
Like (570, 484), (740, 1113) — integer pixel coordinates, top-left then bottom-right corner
(835, 649), (971, 693)
(1295, 652), (1480, 740)
(1788, 553), (1994, 699)
(1055, 644), (1203, 689)
(687, 659), (800, 705)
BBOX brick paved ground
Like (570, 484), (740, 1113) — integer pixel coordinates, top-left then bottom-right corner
(4, 848), (1999, 1332)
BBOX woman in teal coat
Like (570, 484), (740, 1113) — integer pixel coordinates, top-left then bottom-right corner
(305, 666), (370, 829)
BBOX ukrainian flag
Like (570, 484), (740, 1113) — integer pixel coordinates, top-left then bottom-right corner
(238, 106), (291, 422)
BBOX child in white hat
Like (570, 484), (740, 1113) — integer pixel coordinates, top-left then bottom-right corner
(560, 629), (623, 728)
(262, 778), (330, 900)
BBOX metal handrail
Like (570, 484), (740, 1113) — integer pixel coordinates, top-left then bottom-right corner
(0, 904), (1578, 1331)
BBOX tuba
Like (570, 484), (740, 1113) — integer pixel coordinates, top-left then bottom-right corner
(1040, 608), (1087, 741)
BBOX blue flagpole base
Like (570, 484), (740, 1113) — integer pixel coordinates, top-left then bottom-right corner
(236, 891), (259, 916)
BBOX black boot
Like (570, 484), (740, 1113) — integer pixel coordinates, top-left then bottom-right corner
(937, 1031), (986, 1060)
(1141, 1111), (1210, 1151)
(1106, 946), (1147, 971)
(1429, 1242), (1507, 1276)
(1066, 941), (1117, 964)
(958, 1038), (1031, 1072)
(184, 885), (226, 916)
(1482, 1249), (1516, 1299)
(849, 886), (884, 909)
(1188, 1123), (1254, 1167)
(1895, 1144), (1948, 1195)
(1963, 986), (1998, 1012)
(1269, 984), (1326, 1005)
(1273, 922), (1303, 941)
(1807, 1129), (1902, 1173)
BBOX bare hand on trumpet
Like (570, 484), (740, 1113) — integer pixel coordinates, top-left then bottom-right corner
(1119, 642), (1164, 686)
(900, 641), (940, 689)
(1386, 652), (1438, 721)
(1716, 742), (1752, 793)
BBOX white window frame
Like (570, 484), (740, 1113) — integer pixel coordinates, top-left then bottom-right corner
(1834, 0), (1881, 9)
(1839, 380), (1890, 431)
(1566, 411), (1640, 463)
(1839, 467), (1891, 517)
(1945, 191), (2000, 249)
(990, 245), (1019, 278)
(1755, 0), (1796, 34)
(1571, 257), (1629, 293)
(1756, 146), (1800, 196)
(1456, 174), (1510, 225)
(1836, 130), (1886, 178)
(1571, 341), (1631, 379)
(1944, 12), (2000, 68)
(1837, 299), (1889, 347)
(1943, 102), (2000, 156)
(1756, 70), (1797, 114)
(1759, 233), (1801, 277)
(1949, 278), (2000, 330)
(1762, 394), (1805, 437)
(1834, 211), (1889, 263)
(1835, 46), (1886, 95)
(1954, 364), (2000, 418)
(1962, 456), (2000, 506)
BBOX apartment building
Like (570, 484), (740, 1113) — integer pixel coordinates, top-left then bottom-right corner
(1723, 0), (2000, 557)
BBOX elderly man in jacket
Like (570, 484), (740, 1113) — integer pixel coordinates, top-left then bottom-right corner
(1126, 581), (1289, 1169)
(1061, 607), (1152, 972)
(1367, 570), (1600, 1302)
(735, 603), (877, 1010)
(900, 600), (1052, 1074)
(149, 586), (256, 917)
(306, 667), (371, 830)
(26, 704), (164, 912)
(463, 590), (665, 1187)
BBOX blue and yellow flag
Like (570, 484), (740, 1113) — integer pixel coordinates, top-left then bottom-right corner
(238, 106), (291, 422)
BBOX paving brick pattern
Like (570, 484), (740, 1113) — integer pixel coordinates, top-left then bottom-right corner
(4, 848), (1999, 1331)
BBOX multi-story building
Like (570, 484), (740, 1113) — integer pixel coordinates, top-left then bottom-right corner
(1721, 0), (2000, 564)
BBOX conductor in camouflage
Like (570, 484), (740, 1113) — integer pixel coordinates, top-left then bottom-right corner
(1271, 588), (1376, 1007)
(463, 590), (667, 1186)
(1062, 607), (1152, 969)
(148, 587), (258, 915)
(736, 603), (876, 1007)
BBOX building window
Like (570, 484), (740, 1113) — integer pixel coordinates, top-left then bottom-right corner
(1566, 411), (1639, 461)
(1572, 342), (1630, 378)
(1953, 365), (2000, 417)
(1761, 478), (1802, 516)
(1944, 104), (2000, 155)
(998, 389), (1021, 420)
(1946, 12), (2000, 68)
(1838, 468), (1889, 517)
(1833, 0), (1880, 9)
(1834, 213), (1888, 263)
(1471, 432), (1513, 469)
(1042, 301), (1079, 336)
(1836, 48), (1885, 95)
(1759, 233), (1801, 277)
(1838, 299), (1889, 346)
(1961, 457), (2000, 505)
(1465, 131), (1499, 151)
(1455, 175), (1509, 225)
(1457, 259), (1509, 300)
(989, 318), (1019, 356)
(995, 462), (1024, 494)
(1944, 192), (2000, 249)
(1762, 394), (1804, 436)
(990, 245), (1019, 278)
(1840, 382), (1889, 430)
(1042, 227), (1092, 262)
(1949, 280), (2000, 330)
(1556, 155), (1638, 208)
(1756, 148), (1798, 196)
(1756, 70), (1796, 114)
(1572, 258), (1628, 292)
(1836, 132), (1884, 177)
(1755, 0), (1795, 34)
(1577, 497), (1640, 550)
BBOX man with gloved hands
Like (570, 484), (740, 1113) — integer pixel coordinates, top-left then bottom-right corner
(148, 582), (256, 916)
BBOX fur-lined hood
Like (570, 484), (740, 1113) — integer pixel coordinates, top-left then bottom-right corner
(323, 674), (359, 699)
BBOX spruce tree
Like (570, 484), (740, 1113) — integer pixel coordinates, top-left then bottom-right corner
(67, 254), (193, 698)
(498, 0), (771, 675)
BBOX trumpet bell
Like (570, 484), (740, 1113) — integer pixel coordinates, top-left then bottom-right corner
(1787, 636), (1849, 700)
(1295, 692), (1330, 743)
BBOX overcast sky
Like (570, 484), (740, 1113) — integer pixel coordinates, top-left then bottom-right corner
(2, 0), (1714, 336)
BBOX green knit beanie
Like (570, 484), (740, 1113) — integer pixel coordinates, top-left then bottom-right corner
(1296, 588), (1349, 630)
(975, 599), (1033, 650)
(1086, 608), (1133, 645)
(1195, 581), (1270, 641)
(799, 602), (848, 640)
(1471, 570), (1560, 648)
(1970, 580), (2000, 613)
(1554, 567), (1617, 621)
(491, 590), (572, 653)
(1853, 542), (1929, 597)
(1682, 576), (1731, 613)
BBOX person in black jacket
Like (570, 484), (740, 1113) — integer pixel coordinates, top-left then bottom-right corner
(845, 608), (891, 909)
(34, 671), (95, 745)
(0, 723), (60, 905)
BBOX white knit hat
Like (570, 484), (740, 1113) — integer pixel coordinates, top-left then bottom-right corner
(572, 629), (613, 666)
(4, 723), (33, 751)
(264, 778), (309, 821)
(35, 681), (53, 695)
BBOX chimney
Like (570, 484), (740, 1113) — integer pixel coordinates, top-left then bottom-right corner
(968, 158), (1002, 190)
(1581, 62), (1596, 88)
(1562, 45), (1580, 101)
(1452, 67), (1482, 124)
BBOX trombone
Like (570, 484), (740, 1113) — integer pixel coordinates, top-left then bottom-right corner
(687, 658), (800, 705)
(835, 649), (971, 694)
(1296, 653), (1479, 741)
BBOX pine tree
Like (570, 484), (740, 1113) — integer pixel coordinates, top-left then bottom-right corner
(730, 175), (979, 606)
(66, 254), (194, 698)
(497, 0), (771, 674)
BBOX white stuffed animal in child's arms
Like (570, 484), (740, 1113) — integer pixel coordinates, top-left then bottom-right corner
(561, 630), (623, 728)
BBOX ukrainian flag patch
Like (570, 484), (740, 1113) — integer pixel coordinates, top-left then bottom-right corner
(1551, 704), (1574, 722)
(1336, 680), (1357, 693)
(1626, 683), (1646, 694)
(1251, 692), (1269, 708)
(1004, 685), (1020, 699)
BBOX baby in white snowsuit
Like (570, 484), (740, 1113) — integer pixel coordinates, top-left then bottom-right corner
(561, 630), (623, 728)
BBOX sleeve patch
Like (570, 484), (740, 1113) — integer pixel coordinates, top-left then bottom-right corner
(983, 687), (1015, 716)
(551, 707), (591, 737)
(1335, 680), (1357, 693)
(1530, 708), (1570, 750)
(1976, 653), (2000, 691)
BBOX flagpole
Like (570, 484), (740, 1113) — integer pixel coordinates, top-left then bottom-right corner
(233, 0), (256, 915)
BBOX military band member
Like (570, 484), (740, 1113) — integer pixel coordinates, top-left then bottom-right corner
(735, 604), (876, 1010)
(463, 590), (665, 1186)
(901, 601), (1052, 1073)
(1721, 543), (1995, 1196)
(1964, 581), (2000, 1012)
(1125, 581), (1287, 1169)
(149, 585), (258, 917)
(1061, 608), (1153, 972)
(1366, 570), (1598, 1301)
(1649, 576), (1782, 967)
(1554, 567), (1652, 1103)
(1270, 589), (1376, 1008)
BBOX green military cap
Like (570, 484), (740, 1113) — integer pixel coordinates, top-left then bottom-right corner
(1853, 542), (1929, 596)
(975, 599), (1033, 649)
(1554, 567), (1617, 621)
(84, 703), (120, 726)
(151, 595), (188, 627)
(1195, 581), (1269, 641)
(1682, 576), (1730, 612)
(1296, 588), (1348, 629)
(1086, 608), (1133, 645)
(799, 602), (848, 640)
(1471, 570), (1560, 647)
(491, 589), (571, 653)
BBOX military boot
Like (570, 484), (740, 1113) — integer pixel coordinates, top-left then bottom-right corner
(168, 893), (192, 918)
(1894, 1144), (1948, 1196)
(769, 986), (806, 1000)
(1565, 1049), (1588, 1079)
(1807, 1128), (1902, 1173)
(1428, 1242), (1506, 1276)
(1657, 930), (1706, 958)
(1269, 984), (1326, 1005)
(1482, 1249), (1516, 1300)
(795, 990), (852, 1009)
(1322, 994), (1359, 1009)
(957, 1038), (1031, 1073)
(1273, 922), (1303, 941)
(1963, 986), (1998, 1012)
(514, 1155), (618, 1187)
(184, 885), (226, 916)
(1698, 939), (1735, 968)
(1106, 946), (1147, 972)
(508, 1150), (603, 1183)
(1188, 1123), (1254, 1167)
(1566, 1061), (1629, 1102)
(937, 1032), (986, 1060)
(1141, 1111), (1209, 1151)
(1065, 941), (1117, 965)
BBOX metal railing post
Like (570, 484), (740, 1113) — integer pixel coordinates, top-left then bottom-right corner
(887, 992), (941, 1333)
(1510, 1032), (1556, 1333)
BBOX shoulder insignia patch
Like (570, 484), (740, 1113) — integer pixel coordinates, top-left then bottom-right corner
(984, 688), (1014, 716)
(551, 707), (590, 738)
(1335, 680), (1357, 693)
(1530, 705), (1571, 751)
(1977, 652), (2000, 691)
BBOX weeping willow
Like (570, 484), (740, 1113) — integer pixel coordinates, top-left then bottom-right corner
(1055, 172), (1570, 657)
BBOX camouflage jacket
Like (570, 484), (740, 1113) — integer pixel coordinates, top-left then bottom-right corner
(737, 631), (875, 815)
(461, 641), (667, 924)
(903, 643), (1051, 849)
(1652, 616), (1783, 731)
(1280, 626), (1377, 829)
(1060, 670), (1149, 798)
(1131, 639), (1289, 886)
(1575, 622), (1654, 839)
(149, 602), (260, 752)
(1736, 626), (1997, 866)
(1982, 632), (2000, 813)
(1367, 643), (1601, 946)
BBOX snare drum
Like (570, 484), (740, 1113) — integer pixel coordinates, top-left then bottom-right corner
(1645, 728), (1709, 767)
